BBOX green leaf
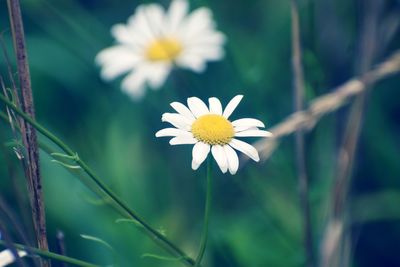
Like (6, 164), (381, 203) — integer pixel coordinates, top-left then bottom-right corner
(51, 159), (81, 169)
(51, 152), (79, 161)
(141, 253), (188, 262)
(115, 218), (143, 229)
(80, 234), (114, 252)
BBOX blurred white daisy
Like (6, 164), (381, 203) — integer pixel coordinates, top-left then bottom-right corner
(0, 249), (27, 267)
(96, 0), (226, 100)
(156, 95), (272, 174)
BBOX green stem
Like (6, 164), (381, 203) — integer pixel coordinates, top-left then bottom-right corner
(0, 94), (195, 266)
(0, 241), (98, 267)
(194, 157), (212, 267)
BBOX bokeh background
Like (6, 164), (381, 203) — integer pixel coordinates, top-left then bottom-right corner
(1, 0), (400, 266)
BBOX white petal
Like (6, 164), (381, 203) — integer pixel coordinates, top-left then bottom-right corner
(224, 145), (239, 175)
(130, 6), (157, 41)
(170, 101), (196, 121)
(170, 136), (198, 145)
(223, 95), (243, 119)
(111, 24), (135, 45)
(155, 128), (191, 137)
(167, 0), (188, 33)
(185, 31), (226, 48)
(111, 24), (146, 47)
(235, 129), (273, 137)
(208, 97), (223, 115)
(175, 53), (206, 72)
(234, 126), (259, 132)
(229, 139), (259, 162)
(191, 142), (210, 170)
(124, 16), (153, 47)
(120, 69), (148, 100)
(0, 249), (27, 266)
(184, 46), (225, 61)
(162, 113), (192, 130)
(187, 97), (209, 118)
(144, 4), (166, 36)
(211, 145), (228, 173)
(181, 8), (214, 40)
(232, 118), (265, 128)
(95, 46), (142, 80)
(147, 63), (171, 89)
(95, 45), (139, 65)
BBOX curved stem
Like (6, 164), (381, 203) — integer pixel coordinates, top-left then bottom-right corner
(0, 241), (98, 267)
(0, 94), (195, 266)
(194, 157), (212, 267)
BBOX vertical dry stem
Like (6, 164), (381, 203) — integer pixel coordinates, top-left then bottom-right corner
(6, 1), (50, 265)
(290, 1), (314, 266)
(324, 1), (383, 267)
(333, 0), (381, 218)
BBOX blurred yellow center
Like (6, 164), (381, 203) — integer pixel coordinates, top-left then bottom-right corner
(191, 114), (234, 145)
(146, 38), (182, 61)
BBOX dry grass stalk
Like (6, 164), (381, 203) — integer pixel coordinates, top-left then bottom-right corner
(254, 50), (400, 159)
(290, 1), (314, 266)
(6, 0), (50, 265)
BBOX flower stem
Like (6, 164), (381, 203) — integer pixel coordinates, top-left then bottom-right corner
(0, 94), (195, 267)
(0, 240), (98, 267)
(194, 157), (212, 267)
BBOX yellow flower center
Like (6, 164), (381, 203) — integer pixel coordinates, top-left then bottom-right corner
(191, 114), (234, 146)
(146, 38), (182, 61)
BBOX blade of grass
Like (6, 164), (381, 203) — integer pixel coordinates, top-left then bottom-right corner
(0, 240), (98, 267)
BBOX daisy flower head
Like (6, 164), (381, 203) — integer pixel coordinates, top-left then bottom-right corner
(156, 95), (272, 175)
(96, 0), (226, 100)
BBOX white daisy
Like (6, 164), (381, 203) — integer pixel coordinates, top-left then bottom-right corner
(0, 249), (27, 267)
(96, 0), (226, 100)
(155, 95), (272, 174)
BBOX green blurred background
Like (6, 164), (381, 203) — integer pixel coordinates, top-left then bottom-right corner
(1, 0), (400, 266)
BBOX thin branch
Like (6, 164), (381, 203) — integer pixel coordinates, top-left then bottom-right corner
(290, 1), (313, 266)
(0, 241), (98, 267)
(6, 1), (49, 265)
(254, 50), (400, 159)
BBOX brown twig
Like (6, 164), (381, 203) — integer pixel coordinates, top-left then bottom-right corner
(6, 1), (50, 266)
(254, 49), (400, 158)
(290, 1), (314, 266)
